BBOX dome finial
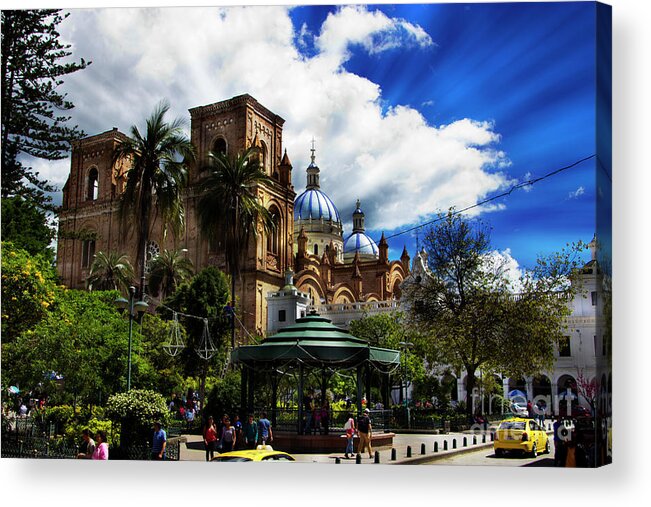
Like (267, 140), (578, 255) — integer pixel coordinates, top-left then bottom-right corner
(310, 137), (316, 164)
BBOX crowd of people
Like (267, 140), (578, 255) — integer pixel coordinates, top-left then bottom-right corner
(201, 411), (273, 461)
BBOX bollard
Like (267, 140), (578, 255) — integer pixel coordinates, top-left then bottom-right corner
(434, 441), (439, 453)
(356, 453), (362, 464)
(421, 443), (426, 455)
(491, 432), (495, 442)
(335, 457), (341, 464)
(374, 451), (380, 464)
(443, 440), (448, 451)
(473, 436), (477, 445)
(406, 446), (412, 458)
(453, 439), (457, 449)
(482, 434), (486, 444)
(463, 437), (467, 447)
(391, 448), (397, 461)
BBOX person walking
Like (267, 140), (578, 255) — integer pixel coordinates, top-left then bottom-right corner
(553, 415), (567, 467)
(185, 405), (195, 431)
(344, 412), (356, 459)
(92, 431), (109, 460)
(357, 408), (373, 459)
(257, 411), (273, 446)
(151, 421), (167, 460)
(220, 417), (236, 453)
(243, 414), (258, 450)
(203, 416), (218, 461)
(76, 429), (96, 459)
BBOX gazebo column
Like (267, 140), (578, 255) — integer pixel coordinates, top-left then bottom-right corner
(240, 366), (248, 420)
(271, 368), (278, 428)
(321, 368), (328, 403)
(298, 363), (304, 435)
(247, 364), (255, 415)
(365, 363), (372, 407)
(356, 365), (363, 415)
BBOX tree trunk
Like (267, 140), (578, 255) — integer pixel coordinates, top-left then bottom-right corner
(465, 366), (477, 420)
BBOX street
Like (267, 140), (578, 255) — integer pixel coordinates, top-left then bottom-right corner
(422, 442), (556, 467)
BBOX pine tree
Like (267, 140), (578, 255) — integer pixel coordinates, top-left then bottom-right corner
(1, 9), (90, 209)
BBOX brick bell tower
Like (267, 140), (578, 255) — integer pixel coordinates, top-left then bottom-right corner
(186, 94), (296, 339)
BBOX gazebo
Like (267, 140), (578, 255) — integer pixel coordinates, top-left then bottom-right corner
(231, 312), (401, 452)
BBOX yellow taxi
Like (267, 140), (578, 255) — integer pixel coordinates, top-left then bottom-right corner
(494, 418), (550, 457)
(211, 445), (295, 462)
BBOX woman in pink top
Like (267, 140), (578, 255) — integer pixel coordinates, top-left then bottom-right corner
(92, 430), (109, 460)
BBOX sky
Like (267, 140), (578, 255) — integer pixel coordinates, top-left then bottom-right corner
(26, 2), (600, 274)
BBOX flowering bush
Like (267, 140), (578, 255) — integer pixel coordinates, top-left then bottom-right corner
(105, 389), (169, 429)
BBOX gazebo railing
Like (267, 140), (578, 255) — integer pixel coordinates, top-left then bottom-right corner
(268, 408), (394, 433)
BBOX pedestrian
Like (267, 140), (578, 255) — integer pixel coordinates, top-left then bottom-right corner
(344, 412), (356, 459)
(185, 405), (195, 431)
(220, 417), (236, 452)
(553, 415), (567, 467)
(303, 391), (313, 435)
(321, 400), (330, 435)
(203, 415), (218, 461)
(357, 408), (373, 459)
(76, 428), (96, 459)
(243, 414), (258, 450)
(92, 431), (109, 460)
(526, 400), (533, 418)
(257, 411), (273, 446)
(151, 421), (167, 460)
(232, 415), (243, 450)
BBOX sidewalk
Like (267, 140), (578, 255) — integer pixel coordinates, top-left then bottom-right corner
(178, 431), (496, 465)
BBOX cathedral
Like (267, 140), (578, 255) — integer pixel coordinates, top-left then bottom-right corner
(56, 94), (409, 339)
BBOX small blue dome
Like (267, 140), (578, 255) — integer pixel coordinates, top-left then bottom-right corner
(295, 189), (341, 223)
(344, 231), (379, 257)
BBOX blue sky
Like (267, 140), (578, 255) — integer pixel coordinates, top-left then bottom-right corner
(289, 2), (598, 268)
(34, 2), (602, 273)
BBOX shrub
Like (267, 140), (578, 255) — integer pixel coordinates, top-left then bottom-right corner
(105, 389), (169, 445)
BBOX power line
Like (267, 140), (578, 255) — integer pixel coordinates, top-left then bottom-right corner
(342, 153), (596, 253)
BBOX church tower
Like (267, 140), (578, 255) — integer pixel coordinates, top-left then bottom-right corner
(187, 94), (296, 337)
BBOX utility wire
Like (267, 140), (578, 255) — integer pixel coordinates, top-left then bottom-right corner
(342, 153), (596, 254)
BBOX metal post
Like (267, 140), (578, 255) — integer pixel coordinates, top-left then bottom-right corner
(127, 286), (135, 391)
(298, 363), (304, 435)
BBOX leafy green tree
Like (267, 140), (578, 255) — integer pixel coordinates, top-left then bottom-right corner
(162, 266), (231, 407)
(113, 101), (195, 297)
(405, 210), (584, 417)
(2, 289), (158, 408)
(87, 251), (135, 292)
(1, 241), (58, 341)
(349, 312), (426, 404)
(197, 147), (275, 346)
(147, 248), (194, 300)
(105, 389), (168, 447)
(1, 196), (55, 260)
(1, 10), (89, 208)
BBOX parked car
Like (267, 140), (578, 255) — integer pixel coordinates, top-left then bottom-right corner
(211, 445), (295, 462)
(494, 418), (550, 457)
(510, 402), (528, 417)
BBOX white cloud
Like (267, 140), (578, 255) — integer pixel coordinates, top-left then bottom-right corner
(568, 186), (585, 199)
(483, 248), (524, 292)
(52, 5), (511, 236)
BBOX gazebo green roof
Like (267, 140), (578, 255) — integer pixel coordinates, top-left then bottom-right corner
(231, 314), (400, 369)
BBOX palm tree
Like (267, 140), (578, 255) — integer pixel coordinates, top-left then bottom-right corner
(87, 251), (135, 292)
(147, 248), (194, 300)
(113, 101), (195, 298)
(197, 146), (275, 347)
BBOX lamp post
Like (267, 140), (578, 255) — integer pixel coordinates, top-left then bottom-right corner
(114, 286), (148, 391)
(399, 341), (414, 429)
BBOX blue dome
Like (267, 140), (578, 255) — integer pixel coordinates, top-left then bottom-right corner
(344, 231), (379, 257)
(295, 189), (341, 223)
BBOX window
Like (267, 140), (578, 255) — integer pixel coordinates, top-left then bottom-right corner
(558, 336), (571, 357)
(87, 168), (99, 201)
(591, 291), (597, 306)
(278, 310), (286, 322)
(82, 239), (96, 268)
(314, 244), (319, 256)
(267, 207), (280, 255)
(213, 137), (227, 155)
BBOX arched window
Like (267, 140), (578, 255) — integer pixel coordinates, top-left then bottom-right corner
(260, 141), (268, 173)
(82, 239), (96, 268)
(213, 137), (227, 156)
(267, 206), (281, 255)
(87, 168), (99, 201)
(314, 244), (319, 256)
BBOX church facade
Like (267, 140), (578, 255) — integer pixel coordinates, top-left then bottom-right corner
(56, 94), (408, 339)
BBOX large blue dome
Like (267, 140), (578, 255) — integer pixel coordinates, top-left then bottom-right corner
(295, 189), (341, 223)
(344, 231), (379, 258)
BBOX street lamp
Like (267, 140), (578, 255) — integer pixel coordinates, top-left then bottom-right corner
(399, 341), (414, 429)
(114, 286), (148, 391)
